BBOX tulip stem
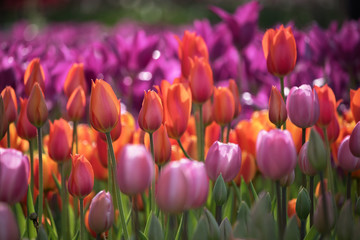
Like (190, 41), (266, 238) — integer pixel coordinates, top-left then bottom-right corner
(347, 172), (351, 200)
(80, 198), (84, 240)
(319, 172), (329, 228)
(220, 126), (225, 143)
(279, 77), (286, 130)
(132, 197), (140, 240)
(322, 127), (335, 194)
(60, 163), (70, 240)
(199, 104), (205, 161)
(281, 186), (287, 229)
(29, 139), (34, 197)
(175, 211), (185, 240)
(215, 205), (222, 225)
(149, 132), (156, 213)
(300, 220), (306, 240)
(107, 146), (113, 240)
(226, 123), (231, 143)
(301, 128), (307, 187)
(276, 181), (283, 240)
(309, 176), (314, 227)
(7, 125), (10, 148)
(37, 127), (43, 225)
(106, 132), (129, 240)
(177, 139), (191, 159)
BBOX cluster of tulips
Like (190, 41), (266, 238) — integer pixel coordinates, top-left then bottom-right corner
(1, 6), (360, 240)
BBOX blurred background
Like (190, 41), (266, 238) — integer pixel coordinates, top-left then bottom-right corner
(1, 0), (359, 29)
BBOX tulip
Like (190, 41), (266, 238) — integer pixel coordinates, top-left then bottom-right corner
(0, 148), (29, 204)
(350, 88), (360, 123)
(314, 84), (336, 127)
(298, 142), (317, 176)
(98, 101), (122, 142)
(24, 58), (45, 96)
(188, 57), (213, 103)
(262, 25), (297, 77)
(213, 87), (235, 126)
(48, 119), (72, 162)
(176, 31), (209, 79)
(235, 119), (263, 157)
(233, 151), (257, 185)
(228, 79), (241, 119)
(201, 98), (214, 126)
(0, 202), (20, 240)
(286, 84), (320, 128)
(350, 122), (360, 157)
(66, 86), (86, 122)
(153, 124), (171, 165)
(1, 86), (17, 123)
(287, 199), (297, 218)
(138, 90), (163, 133)
(268, 86), (287, 128)
(79, 140), (108, 181)
(315, 112), (340, 143)
(16, 98), (37, 140)
(205, 141), (242, 182)
(156, 161), (188, 213)
(116, 144), (154, 195)
(0, 123), (29, 152)
(280, 171), (295, 187)
(89, 79), (120, 133)
(88, 191), (114, 234)
(64, 63), (88, 98)
(0, 97), (8, 140)
(68, 154), (94, 198)
(256, 129), (297, 180)
(34, 154), (58, 192)
(314, 193), (335, 234)
(338, 136), (360, 171)
(26, 83), (48, 128)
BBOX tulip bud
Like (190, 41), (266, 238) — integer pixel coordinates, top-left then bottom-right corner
(68, 154), (94, 198)
(0, 202), (20, 240)
(296, 188), (311, 220)
(233, 151), (256, 185)
(48, 119), (72, 162)
(287, 198), (297, 219)
(213, 87), (235, 126)
(16, 98), (37, 140)
(307, 128), (327, 172)
(336, 200), (353, 240)
(220, 218), (233, 240)
(89, 79), (120, 133)
(298, 141), (317, 176)
(279, 170), (295, 187)
(0, 97), (8, 140)
(188, 56), (213, 103)
(116, 144), (154, 195)
(228, 79), (241, 119)
(98, 101), (122, 142)
(66, 86), (86, 122)
(213, 174), (227, 206)
(64, 63), (87, 98)
(0, 148), (29, 204)
(338, 136), (360, 171)
(138, 90), (163, 133)
(268, 86), (287, 128)
(27, 83), (48, 128)
(350, 122), (360, 157)
(204, 208), (221, 240)
(205, 141), (242, 182)
(24, 58), (45, 96)
(1, 86), (17, 123)
(88, 191), (114, 234)
(314, 193), (335, 234)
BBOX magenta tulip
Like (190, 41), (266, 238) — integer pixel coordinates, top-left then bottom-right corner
(88, 191), (114, 234)
(0, 202), (20, 240)
(116, 144), (154, 195)
(338, 136), (360, 171)
(349, 122), (360, 157)
(298, 142), (317, 176)
(256, 129), (297, 180)
(0, 148), (29, 204)
(286, 84), (320, 128)
(205, 141), (242, 182)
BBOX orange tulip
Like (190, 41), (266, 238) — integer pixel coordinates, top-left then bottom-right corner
(350, 88), (360, 123)
(34, 154), (59, 192)
(262, 25), (297, 77)
(204, 121), (220, 155)
(66, 86), (86, 122)
(1, 86), (17, 123)
(228, 79), (241, 119)
(16, 98), (37, 140)
(233, 151), (257, 185)
(24, 58), (45, 96)
(201, 98), (213, 126)
(79, 140), (108, 181)
(48, 119), (72, 162)
(213, 87), (235, 126)
(64, 63), (87, 98)
(235, 120), (263, 157)
(184, 135), (198, 160)
(153, 124), (172, 164)
(89, 79), (120, 133)
(287, 198), (297, 218)
(268, 86), (287, 128)
(68, 154), (94, 198)
(26, 83), (48, 128)
(98, 100), (122, 142)
(315, 112), (340, 143)
(176, 31), (209, 79)
(188, 57), (213, 103)
(314, 84), (337, 127)
(0, 123), (29, 152)
(138, 90), (163, 133)
(315, 179), (327, 198)
(0, 97), (8, 140)
(286, 119), (303, 153)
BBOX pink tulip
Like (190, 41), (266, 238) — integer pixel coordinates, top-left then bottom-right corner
(0, 148), (29, 204)
(286, 84), (320, 129)
(177, 159), (209, 209)
(338, 136), (360, 171)
(156, 161), (188, 213)
(298, 142), (317, 176)
(256, 129), (297, 180)
(116, 144), (154, 195)
(205, 141), (242, 182)
(0, 202), (20, 240)
(88, 191), (114, 234)
(349, 122), (360, 157)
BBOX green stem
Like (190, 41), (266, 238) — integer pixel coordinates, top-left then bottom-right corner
(107, 146), (113, 240)
(7, 125), (10, 148)
(347, 172), (351, 200)
(279, 77), (286, 130)
(301, 128), (307, 187)
(216, 205), (222, 225)
(281, 186), (287, 229)
(106, 132), (129, 240)
(149, 132), (156, 213)
(175, 212), (185, 240)
(37, 127), (43, 225)
(309, 176), (314, 227)
(220, 126), (225, 143)
(80, 198), (84, 240)
(71, 121), (77, 154)
(300, 220), (306, 240)
(231, 180), (242, 203)
(322, 127), (335, 194)
(276, 181), (283, 240)
(199, 104), (204, 162)
(319, 172), (329, 229)
(29, 139), (34, 197)
(226, 123), (231, 143)
(132, 197), (140, 240)
(60, 163), (69, 240)
(177, 139), (191, 159)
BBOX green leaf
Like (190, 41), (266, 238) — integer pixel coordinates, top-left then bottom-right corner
(139, 231), (149, 240)
(147, 213), (164, 240)
(14, 203), (26, 238)
(45, 200), (58, 239)
(219, 218), (232, 240)
(52, 172), (61, 193)
(71, 230), (79, 240)
(233, 201), (250, 238)
(144, 211), (152, 236)
(284, 216), (300, 240)
(249, 181), (258, 200)
(187, 210), (198, 238)
(191, 216), (209, 240)
(68, 203), (75, 237)
(240, 177), (251, 206)
(37, 226), (48, 240)
(26, 186), (37, 239)
(304, 226), (319, 240)
(204, 208), (220, 240)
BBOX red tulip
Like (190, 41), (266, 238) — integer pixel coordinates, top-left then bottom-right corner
(138, 90), (163, 133)
(68, 154), (94, 198)
(48, 119), (72, 162)
(268, 86), (287, 128)
(1, 86), (17, 123)
(350, 88), (360, 123)
(188, 56), (213, 103)
(16, 98), (37, 140)
(26, 83), (48, 128)
(314, 84), (337, 127)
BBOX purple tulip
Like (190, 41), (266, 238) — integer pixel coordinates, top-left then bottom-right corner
(286, 84), (320, 128)
(0, 202), (20, 239)
(205, 141), (242, 182)
(0, 148), (29, 204)
(350, 122), (360, 157)
(298, 142), (317, 176)
(338, 136), (360, 171)
(256, 129), (297, 180)
(88, 191), (114, 234)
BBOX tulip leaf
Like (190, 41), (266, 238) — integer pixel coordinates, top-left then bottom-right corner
(304, 226), (319, 240)
(175, 212), (185, 240)
(27, 186), (37, 239)
(233, 201), (250, 238)
(240, 177), (251, 206)
(284, 216), (300, 240)
(14, 203), (26, 238)
(52, 172), (61, 193)
(204, 208), (220, 240)
(249, 181), (258, 200)
(37, 226), (48, 240)
(223, 188), (234, 221)
(45, 200), (58, 239)
(147, 213), (164, 240)
(71, 230), (79, 240)
(187, 210), (198, 238)
(220, 218), (232, 240)
(68, 204), (75, 237)
(191, 216), (209, 240)
(144, 211), (152, 235)
(139, 231), (148, 240)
